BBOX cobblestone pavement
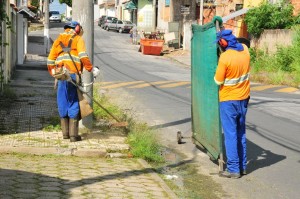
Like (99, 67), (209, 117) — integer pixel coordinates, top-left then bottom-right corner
(0, 153), (176, 199)
(0, 57), (129, 157)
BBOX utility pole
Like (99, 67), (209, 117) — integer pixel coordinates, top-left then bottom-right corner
(24, 0), (28, 55)
(152, 0), (156, 31)
(39, 0), (43, 20)
(199, 0), (203, 25)
(44, 0), (50, 54)
(72, 0), (94, 129)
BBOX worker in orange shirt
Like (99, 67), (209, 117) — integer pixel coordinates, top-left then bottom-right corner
(214, 29), (250, 179)
(47, 21), (93, 142)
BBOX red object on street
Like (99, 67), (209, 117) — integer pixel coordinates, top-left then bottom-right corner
(140, 38), (164, 56)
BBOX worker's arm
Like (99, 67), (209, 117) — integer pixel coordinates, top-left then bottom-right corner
(214, 56), (226, 85)
(47, 38), (60, 76)
(77, 37), (93, 72)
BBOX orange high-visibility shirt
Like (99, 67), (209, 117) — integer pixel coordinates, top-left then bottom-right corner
(214, 44), (250, 102)
(47, 29), (92, 76)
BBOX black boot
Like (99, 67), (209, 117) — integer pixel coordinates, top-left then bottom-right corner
(61, 118), (69, 139)
(69, 118), (81, 142)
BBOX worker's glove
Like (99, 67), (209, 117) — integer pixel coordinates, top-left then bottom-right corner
(92, 66), (100, 79)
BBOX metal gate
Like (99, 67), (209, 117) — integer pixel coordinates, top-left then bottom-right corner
(191, 22), (223, 162)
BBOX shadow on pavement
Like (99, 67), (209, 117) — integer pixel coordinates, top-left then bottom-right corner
(149, 117), (191, 129)
(247, 139), (286, 174)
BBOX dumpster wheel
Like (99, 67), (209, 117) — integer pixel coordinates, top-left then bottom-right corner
(177, 131), (191, 144)
(177, 131), (182, 144)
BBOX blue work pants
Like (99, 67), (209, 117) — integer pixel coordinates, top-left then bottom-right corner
(220, 98), (249, 173)
(57, 74), (79, 119)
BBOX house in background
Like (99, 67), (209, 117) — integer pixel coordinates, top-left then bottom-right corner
(99, 0), (116, 18)
(115, 0), (137, 24)
(1, 0), (36, 91)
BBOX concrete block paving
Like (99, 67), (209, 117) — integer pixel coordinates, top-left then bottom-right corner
(0, 153), (176, 198)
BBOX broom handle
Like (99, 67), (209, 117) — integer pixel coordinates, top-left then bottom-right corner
(82, 91), (122, 123)
(69, 79), (122, 123)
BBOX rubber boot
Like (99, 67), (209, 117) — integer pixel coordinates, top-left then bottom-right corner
(61, 118), (69, 139)
(69, 118), (81, 142)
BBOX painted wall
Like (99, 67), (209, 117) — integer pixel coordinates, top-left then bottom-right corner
(252, 29), (293, 54)
(291, 0), (300, 15)
(243, 0), (263, 8)
(137, 0), (153, 32)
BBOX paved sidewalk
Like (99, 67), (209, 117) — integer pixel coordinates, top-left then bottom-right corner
(0, 153), (176, 199)
(0, 30), (178, 198)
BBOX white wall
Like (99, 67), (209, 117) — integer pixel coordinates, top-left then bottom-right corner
(66, 6), (72, 18)
(183, 20), (196, 51)
(157, 0), (169, 32)
(107, 7), (115, 17)
(138, 3), (153, 32)
(17, 14), (25, 65)
(94, 4), (100, 20)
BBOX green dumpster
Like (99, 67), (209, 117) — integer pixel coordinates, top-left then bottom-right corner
(191, 21), (223, 167)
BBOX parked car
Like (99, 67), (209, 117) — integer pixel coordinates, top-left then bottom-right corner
(98, 15), (106, 27)
(106, 19), (134, 33)
(49, 11), (59, 17)
(49, 14), (61, 23)
(102, 16), (117, 29)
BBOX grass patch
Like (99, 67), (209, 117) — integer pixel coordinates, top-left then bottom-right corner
(250, 26), (300, 87)
(93, 90), (125, 122)
(93, 90), (164, 163)
(127, 122), (164, 163)
(1, 85), (17, 99)
(0, 85), (17, 109)
(42, 116), (61, 132)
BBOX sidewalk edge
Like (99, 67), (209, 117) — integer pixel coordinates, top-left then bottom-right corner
(137, 159), (178, 199)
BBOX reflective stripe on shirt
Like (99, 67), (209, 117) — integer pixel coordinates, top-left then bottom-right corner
(214, 77), (224, 85)
(224, 73), (249, 86)
(47, 59), (55, 66)
(55, 54), (81, 64)
(78, 52), (89, 59)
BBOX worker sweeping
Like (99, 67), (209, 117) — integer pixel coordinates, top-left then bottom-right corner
(47, 21), (98, 142)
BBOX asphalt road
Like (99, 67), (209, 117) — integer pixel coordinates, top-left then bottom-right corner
(47, 22), (300, 198)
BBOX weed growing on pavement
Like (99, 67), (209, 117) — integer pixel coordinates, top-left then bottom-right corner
(42, 116), (61, 132)
(127, 122), (164, 163)
(93, 89), (125, 122)
(0, 84), (17, 108)
(93, 89), (164, 163)
(0, 86), (17, 134)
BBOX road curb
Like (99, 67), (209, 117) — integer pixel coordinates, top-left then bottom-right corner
(138, 159), (178, 199)
(0, 146), (107, 157)
(163, 55), (190, 68)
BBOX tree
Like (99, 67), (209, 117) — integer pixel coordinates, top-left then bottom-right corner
(59, 0), (72, 7)
(31, 0), (39, 8)
(244, 1), (295, 38)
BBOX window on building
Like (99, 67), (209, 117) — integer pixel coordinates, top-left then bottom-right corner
(165, 0), (170, 7)
(236, 4), (243, 11)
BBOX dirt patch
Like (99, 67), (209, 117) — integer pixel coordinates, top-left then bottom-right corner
(151, 148), (227, 199)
